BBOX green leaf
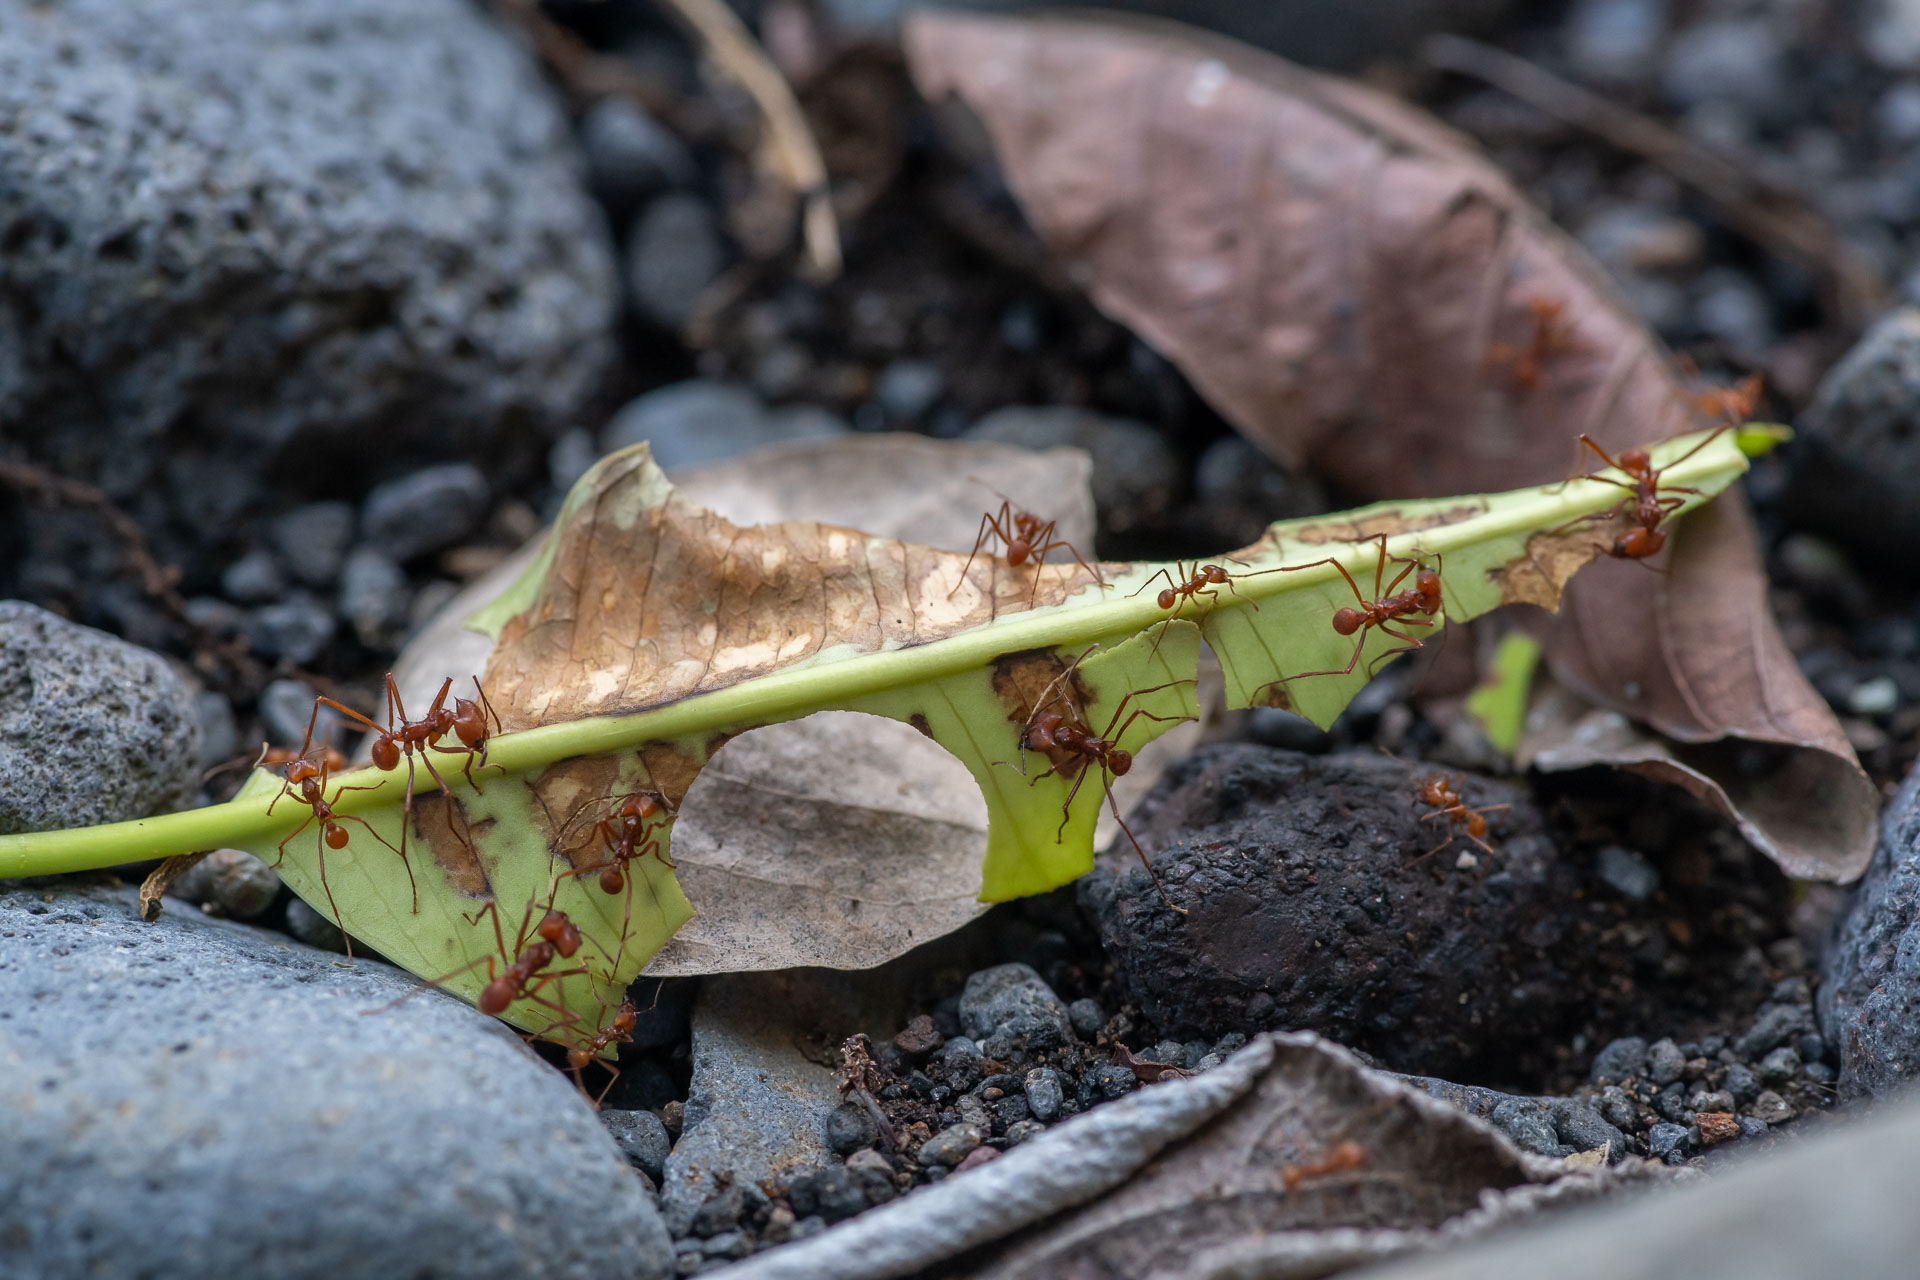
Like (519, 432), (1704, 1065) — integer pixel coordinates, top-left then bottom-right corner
(1465, 632), (1544, 755)
(0, 427), (1762, 1041)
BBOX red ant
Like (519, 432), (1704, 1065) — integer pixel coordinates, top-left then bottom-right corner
(311, 675), (499, 862)
(1013, 649), (1196, 912)
(1268, 535), (1443, 686)
(1132, 560), (1265, 654)
(205, 738), (349, 783)
(1565, 428), (1729, 560)
(561, 785), (677, 968)
(1486, 296), (1583, 392)
(1413, 774), (1508, 863)
(265, 745), (404, 954)
(551, 999), (639, 1107)
(950, 497), (1105, 608)
(1281, 1140), (1368, 1192)
(367, 889), (594, 1032)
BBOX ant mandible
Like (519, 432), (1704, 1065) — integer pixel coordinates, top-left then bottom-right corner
(441, 677), (504, 792)
(1413, 774), (1509, 863)
(1485, 296), (1583, 392)
(1014, 648), (1196, 912)
(1567, 427), (1729, 560)
(950, 497), (1106, 609)
(1268, 535), (1443, 685)
(265, 745), (405, 953)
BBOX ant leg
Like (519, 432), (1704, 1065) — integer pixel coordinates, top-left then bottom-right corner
(1657, 423), (1732, 471)
(1279, 629), (1373, 684)
(273, 811), (317, 867)
(1102, 771), (1185, 915)
(948, 506), (1012, 600)
(1050, 763), (1095, 844)
(1278, 556), (1373, 611)
(311, 823), (350, 958)
(332, 813), (414, 912)
(1128, 565), (1184, 600)
(1363, 624), (1432, 678)
(363, 954), (497, 1016)
(1097, 679), (1201, 740)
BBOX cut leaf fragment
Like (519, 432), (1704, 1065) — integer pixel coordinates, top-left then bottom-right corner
(904, 10), (1874, 882)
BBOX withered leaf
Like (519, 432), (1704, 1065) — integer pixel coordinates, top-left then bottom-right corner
(904, 10), (1873, 879)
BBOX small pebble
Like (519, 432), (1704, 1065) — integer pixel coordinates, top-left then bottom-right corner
(1798, 1032), (1828, 1066)
(1004, 1120), (1046, 1145)
(168, 848), (281, 919)
(893, 1014), (943, 1057)
(579, 97), (695, 210)
(1086, 1061), (1138, 1102)
(361, 464), (490, 564)
(824, 1102), (878, 1156)
(1697, 1111), (1740, 1146)
(1647, 1122), (1690, 1162)
(1758, 1045), (1803, 1083)
(918, 1123), (984, 1168)
(1694, 1089), (1735, 1115)
(1751, 1090), (1795, 1125)
(1849, 675), (1901, 716)
(1595, 846), (1660, 900)
(194, 691), (240, 772)
(1491, 1098), (1563, 1158)
(1738, 1005), (1813, 1060)
(248, 595), (336, 665)
(809, 1167), (866, 1224)
(627, 193), (725, 330)
(874, 359), (945, 421)
(272, 502), (356, 588)
(938, 1037), (984, 1091)
(787, 1216), (827, 1242)
(1737, 1116), (1770, 1140)
(1596, 1085), (1637, 1132)
(1067, 998), (1106, 1039)
(759, 1205), (795, 1245)
(1194, 1053), (1225, 1072)
(338, 547), (408, 647)
(1591, 1036), (1650, 1084)
(953, 1145), (1000, 1174)
(1648, 1038), (1687, 1086)
(258, 679), (337, 752)
(1023, 1067), (1065, 1122)
(1724, 1062), (1760, 1104)
(221, 550), (286, 604)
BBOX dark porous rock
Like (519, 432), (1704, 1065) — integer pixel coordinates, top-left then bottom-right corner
(958, 962), (1073, 1051)
(0, 0), (615, 569)
(825, 1102), (879, 1156)
(1590, 1036), (1650, 1084)
(0, 883), (670, 1280)
(1083, 745), (1625, 1077)
(603, 1108), (672, 1184)
(361, 464), (490, 565)
(1023, 1067), (1065, 1122)
(0, 602), (200, 833)
(1737, 1002), (1816, 1061)
(962, 406), (1181, 535)
(1821, 762), (1920, 1098)
(1784, 308), (1920, 576)
(1488, 1098), (1564, 1158)
(1066, 997), (1106, 1039)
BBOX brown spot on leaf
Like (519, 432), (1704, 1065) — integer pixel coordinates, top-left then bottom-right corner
(1288, 506), (1488, 547)
(908, 713), (934, 739)
(411, 794), (490, 899)
(990, 646), (1099, 778)
(1489, 523), (1612, 611)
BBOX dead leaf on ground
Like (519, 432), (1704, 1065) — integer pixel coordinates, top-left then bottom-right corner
(904, 10), (1873, 880)
(390, 434), (1197, 974)
(718, 1033), (1660, 1280)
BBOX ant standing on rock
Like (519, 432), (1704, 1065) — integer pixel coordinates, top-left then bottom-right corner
(1412, 774), (1508, 865)
(1012, 648), (1196, 912)
(950, 496), (1106, 608)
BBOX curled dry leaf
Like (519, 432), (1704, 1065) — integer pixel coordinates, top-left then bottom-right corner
(904, 9), (1874, 880)
(717, 1033), (1659, 1280)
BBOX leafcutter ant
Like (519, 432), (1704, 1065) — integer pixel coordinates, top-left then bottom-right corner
(265, 745), (405, 954)
(1281, 1140), (1368, 1192)
(560, 784), (677, 970)
(1132, 560), (1266, 655)
(1012, 647), (1196, 912)
(1266, 535), (1443, 687)
(1413, 774), (1508, 863)
(1485, 296), (1583, 392)
(549, 998), (639, 1108)
(949, 496), (1105, 609)
(1564, 428), (1729, 560)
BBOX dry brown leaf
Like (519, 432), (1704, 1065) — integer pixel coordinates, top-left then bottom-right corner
(904, 10), (1873, 880)
(389, 434), (1193, 974)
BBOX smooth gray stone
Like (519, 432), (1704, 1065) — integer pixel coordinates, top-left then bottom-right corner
(0, 0), (614, 557)
(0, 884), (671, 1280)
(1346, 1096), (1920, 1280)
(600, 380), (848, 472)
(958, 963), (1074, 1050)
(0, 601), (200, 834)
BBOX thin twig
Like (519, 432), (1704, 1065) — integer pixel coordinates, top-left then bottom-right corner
(1424, 34), (1887, 333)
(652, 0), (842, 279)
(139, 851), (212, 922)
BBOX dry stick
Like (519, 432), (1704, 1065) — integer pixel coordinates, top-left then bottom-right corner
(1423, 34), (1887, 333)
(138, 851), (213, 922)
(653, 0), (842, 280)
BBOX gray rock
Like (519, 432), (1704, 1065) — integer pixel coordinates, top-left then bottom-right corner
(168, 848), (282, 919)
(627, 193), (725, 330)
(1661, 18), (1787, 118)
(919, 1123), (986, 1168)
(1488, 1097), (1564, 1158)
(873, 359), (946, 421)
(1785, 309), (1920, 571)
(1595, 845), (1659, 900)
(1565, 0), (1667, 83)
(600, 380), (848, 472)
(1751, 1090), (1795, 1125)
(579, 98), (695, 213)
(0, 883), (670, 1280)
(1724, 1062), (1759, 1104)
(247, 594), (337, 665)
(221, 549), (287, 604)
(959, 963), (1074, 1051)
(1646, 1121), (1691, 1161)
(272, 503), (356, 588)
(1691, 267), (1774, 358)
(1648, 1038), (1687, 1086)
(1595, 1085), (1637, 1132)
(1590, 1036), (1650, 1084)
(603, 1108), (672, 1183)
(663, 973), (840, 1215)
(0, 602), (200, 833)
(361, 464), (490, 564)
(963, 406), (1181, 534)
(194, 690), (240, 771)
(257, 678), (335, 753)
(1737, 1003), (1815, 1061)
(283, 896), (349, 953)
(1067, 997), (1106, 1039)
(1024, 1067), (1065, 1122)
(1551, 1100), (1628, 1155)
(1820, 760), (1920, 1097)
(337, 546), (409, 647)
(0, 0), (615, 566)
(1004, 1119), (1046, 1145)
(825, 1102), (879, 1156)
(939, 1036), (985, 1092)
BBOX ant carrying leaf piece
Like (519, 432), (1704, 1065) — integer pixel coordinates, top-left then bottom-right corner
(0, 428), (1781, 1032)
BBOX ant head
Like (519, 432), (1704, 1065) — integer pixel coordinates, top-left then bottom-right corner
(1025, 720), (1057, 752)
(634, 792), (663, 819)
(452, 700), (489, 746)
(1415, 570), (1442, 607)
(1618, 446), (1651, 473)
(1108, 748), (1133, 776)
(599, 864), (626, 895)
(615, 1002), (639, 1031)
(370, 736), (401, 771)
(1203, 564), (1229, 583)
(478, 978), (513, 1016)
(1156, 587), (1177, 610)
(285, 759), (320, 784)
(324, 820), (349, 849)
(1332, 607), (1364, 636)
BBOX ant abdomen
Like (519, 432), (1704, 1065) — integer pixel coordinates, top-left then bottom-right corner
(370, 737), (400, 771)
(1109, 749), (1133, 776)
(1156, 588), (1178, 609)
(1332, 607), (1364, 636)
